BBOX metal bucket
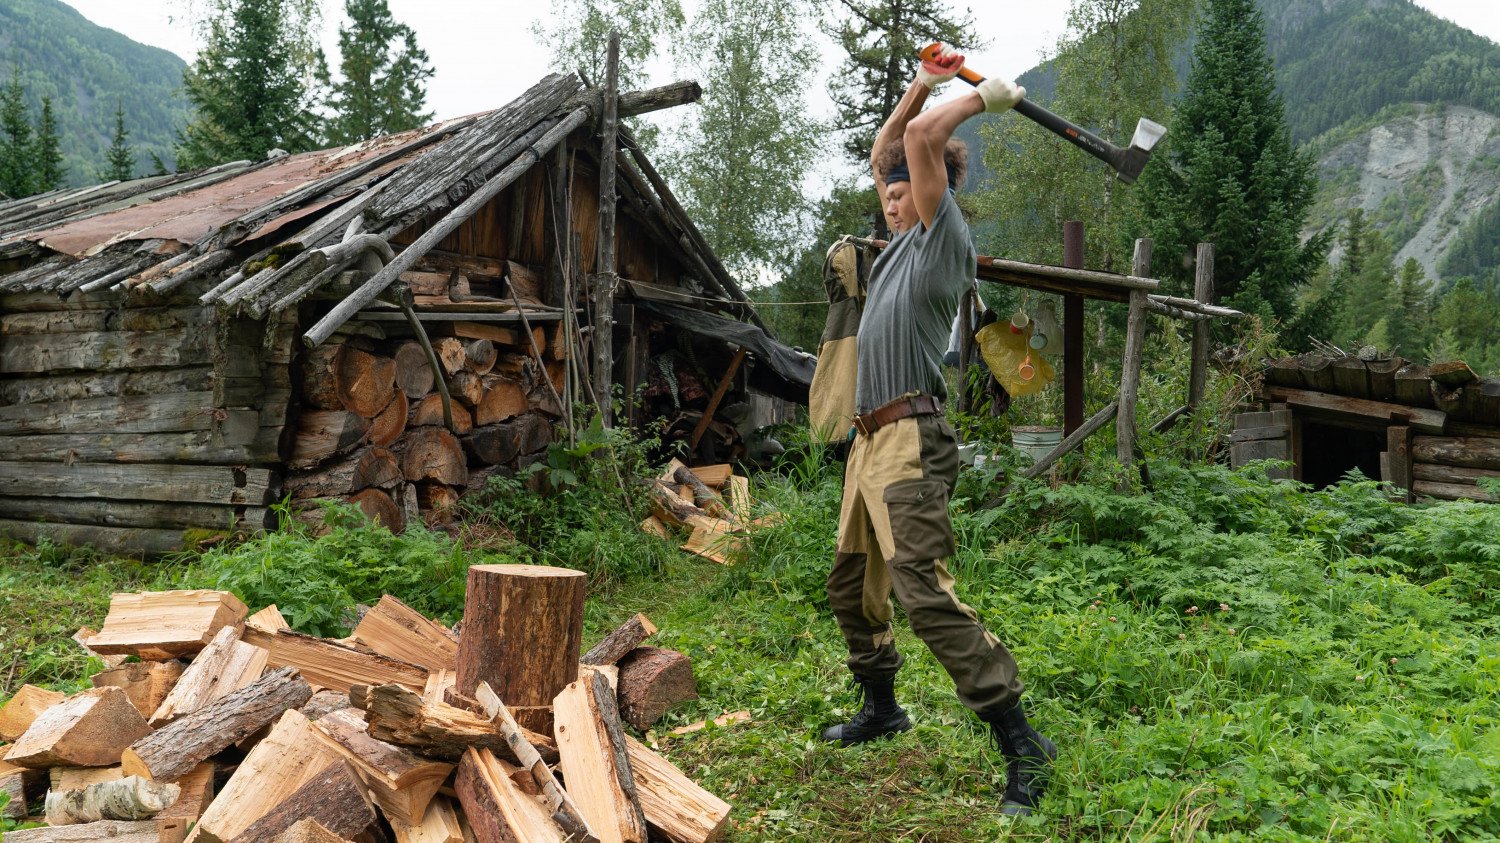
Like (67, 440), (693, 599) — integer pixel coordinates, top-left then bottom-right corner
(1012, 425), (1063, 465)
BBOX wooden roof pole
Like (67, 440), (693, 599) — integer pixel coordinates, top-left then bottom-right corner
(594, 32), (621, 428)
(302, 106), (592, 348)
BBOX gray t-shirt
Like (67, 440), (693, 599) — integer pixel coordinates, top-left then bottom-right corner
(856, 189), (976, 414)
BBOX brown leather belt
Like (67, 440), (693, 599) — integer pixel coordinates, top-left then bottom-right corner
(853, 394), (942, 437)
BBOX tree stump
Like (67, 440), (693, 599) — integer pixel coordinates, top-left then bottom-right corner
(399, 428), (468, 486)
(448, 370), (485, 409)
(464, 340), (497, 375)
(475, 378), (527, 426)
(409, 394), (472, 433)
(349, 488), (405, 532)
(433, 338), (467, 376)
(338, 347), (398, 418)
(394, 341), (436, 399)
(455, 565), (586, 709)
(369, 391), (409, 447)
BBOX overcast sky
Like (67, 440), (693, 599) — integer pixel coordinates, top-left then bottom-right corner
(58, 0), (1500, 128)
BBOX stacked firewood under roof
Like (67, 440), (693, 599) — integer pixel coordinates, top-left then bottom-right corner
(0, 574), (726, 842)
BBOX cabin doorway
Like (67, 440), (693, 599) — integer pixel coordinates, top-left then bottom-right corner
(1298, 420), (1384, 489)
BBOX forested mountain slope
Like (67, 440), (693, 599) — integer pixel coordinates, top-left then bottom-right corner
(0, 0), (189, 184)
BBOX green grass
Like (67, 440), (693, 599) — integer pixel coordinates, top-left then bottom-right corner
(4, 448), (1498, 841)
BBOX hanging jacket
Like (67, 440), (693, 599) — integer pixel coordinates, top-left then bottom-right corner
(808, 237), (874, 441)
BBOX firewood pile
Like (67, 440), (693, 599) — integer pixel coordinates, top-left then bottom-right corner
(644, 461), (778, 565)
(0, 575), (726, 843)
(288, 262), (568, 533)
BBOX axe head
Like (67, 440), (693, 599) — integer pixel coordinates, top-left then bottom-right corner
(1114, 118), (1167, 184)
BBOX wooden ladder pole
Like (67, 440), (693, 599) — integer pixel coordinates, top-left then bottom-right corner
(688, 347), (747, 457)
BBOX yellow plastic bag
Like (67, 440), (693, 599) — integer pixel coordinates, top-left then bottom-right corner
(976, 321), (1056, 397)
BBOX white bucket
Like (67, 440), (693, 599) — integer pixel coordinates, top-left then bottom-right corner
(1012, 425), (1063, 465)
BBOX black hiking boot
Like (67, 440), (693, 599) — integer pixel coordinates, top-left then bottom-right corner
(985, 701), (1058, 817)
(820, 674), (912, 745)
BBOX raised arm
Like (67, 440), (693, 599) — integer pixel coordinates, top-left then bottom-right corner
(871, 81), (931, 214)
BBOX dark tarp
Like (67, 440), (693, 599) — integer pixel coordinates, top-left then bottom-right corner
(635, 300), (817, 405)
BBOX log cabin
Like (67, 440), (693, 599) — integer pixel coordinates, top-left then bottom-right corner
(1238, 353), (1500, 501)
(0, 73), (814, 555)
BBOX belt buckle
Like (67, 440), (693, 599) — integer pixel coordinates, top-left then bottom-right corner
(854, 414), (872, 437)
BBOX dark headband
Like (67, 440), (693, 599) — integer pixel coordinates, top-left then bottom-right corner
(884, 161), (957, 192)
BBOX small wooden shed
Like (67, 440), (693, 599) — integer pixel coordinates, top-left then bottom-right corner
(1241, 354), (1500, 500)
(0, 73), (812, 555)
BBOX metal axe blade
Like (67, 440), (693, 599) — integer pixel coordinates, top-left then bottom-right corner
(919, 42), (1167, 184)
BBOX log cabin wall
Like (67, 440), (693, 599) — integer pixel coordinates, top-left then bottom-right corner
(1250, 354), (1500, 502)
(0, 289), (293, 555)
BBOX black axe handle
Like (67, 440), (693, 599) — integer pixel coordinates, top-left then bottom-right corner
(918, 43), (1136, 181)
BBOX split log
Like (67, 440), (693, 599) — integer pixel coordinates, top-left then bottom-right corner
(473, 683), (594, 842)
(4, 687), (151, 769)
(553, 667), (647, 843)
(350, 595), (458, 674)
(0, 685), (65, 741)
(461, 414), (551, 466)
(290, 411), (371, 469)
(474, 378), (527, 426)
(416, 484), (461, 520)
(672, 466), (733, 523)
(394, 342), (436, 400)
(455, 748), (571, 843)
(267, 820), (347, 843)
(2, 820), (174, 842)
(44, 775), (181, 825)
(687, 465), (732, 488)
(433, 338), (467, 377)
(286, 447), (402, 500)
(616, 647), (697, 731)
(648, 483), (718, 532)
(370, 391), (409, 447)
(91, 660), (185, 720)
(123, 667), (313, 782)
(455, 564), (586, 708)
(149, 626), (268, 726)
(242, 605), (290, 649)
(86, 591), (248, 659)
(727, 476), (751, 524)
(440, 321), (543, 350)
(229, 760), (375, 843)
(49, 766), (123, 792)
(348, 488), (405, 532)
(463, 340), (497, 375)
(1, 756), (46, 820)
(398, 427), (468, 486)
(446, 370), (484, 408)
(313, 708), (452, 828)
(348, 683), (556, 764)
(153, 763), (214, 833)
(300, 343), (347, 411)
(506, 262), (543, 304)
(623, 734), (730, 843)
(261, 630), (427, 693)
(680, 522), (742, 566)
(581, 614), (658, 667)
(300, 690), (352, 721)
(408, 395), (471, 433)
(72, 628), (129, 670)
(392, 795), (463, 843)
(185, 710), (341, 843)
(1411, 435), (1500, 471)
(338, 347), (398, 418)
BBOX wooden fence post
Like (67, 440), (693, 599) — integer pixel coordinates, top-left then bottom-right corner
(592, 31), (621, 428)
(1062, 222), (1085, 435)
(1117, 239), (1152, 475)
(1187, 242), (1215, 409)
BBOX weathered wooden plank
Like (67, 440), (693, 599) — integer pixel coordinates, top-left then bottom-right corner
(0, 392), (254, 436)
(1225, 425), (1288, 443)
(1, 326), (215, 373)
(0, 496), (268, 532)
(1263, 387), (1446, 434)
(0, 367), (214, 406)
(0, 462), (275, 504)
(1412, 479), (1494, 502)
(0, 307), (210, 335)
(0, 429), (279, 464)
(0, 521), (201, 556)
(1412, 462), (1500, 483)
(1386, 425), (1413, 500)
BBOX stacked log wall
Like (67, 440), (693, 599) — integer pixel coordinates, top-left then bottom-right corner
(0, 289), (292, 555)
(1411, 426), (1500, 502)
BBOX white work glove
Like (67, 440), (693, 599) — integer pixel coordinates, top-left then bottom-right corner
(917, 45), (964, 89)
(977, 76), (1026, 112)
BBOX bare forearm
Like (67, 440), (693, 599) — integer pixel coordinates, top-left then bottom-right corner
(906, 92), (985, 151)
(870, 81), (931, 175)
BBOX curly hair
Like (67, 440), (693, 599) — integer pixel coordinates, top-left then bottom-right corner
(875, 136), (969, 190)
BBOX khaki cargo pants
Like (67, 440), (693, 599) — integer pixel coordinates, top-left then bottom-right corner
(829, 412), (1024, 715)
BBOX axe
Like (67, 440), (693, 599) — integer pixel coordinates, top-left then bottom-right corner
(918, 42), (1166, 184)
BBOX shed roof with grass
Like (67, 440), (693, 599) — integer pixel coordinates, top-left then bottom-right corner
(0, 72), (814, 556)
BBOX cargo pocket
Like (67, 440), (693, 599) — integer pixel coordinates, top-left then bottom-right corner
(882, 478), (955, 562)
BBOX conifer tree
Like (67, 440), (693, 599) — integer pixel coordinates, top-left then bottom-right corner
(176, 0), (322, 168)
(825, 0), (978, 164)
(33, 96), (65, 192)
(105, 104), (134, 182)
(1137, 0), (1327, 323)
(0, 70), (34, 199)
(1390, 257), (1431, 359)
(321, 0), (434, 143)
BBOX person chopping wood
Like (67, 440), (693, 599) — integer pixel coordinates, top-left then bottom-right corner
(819, 44), (1058, 817)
